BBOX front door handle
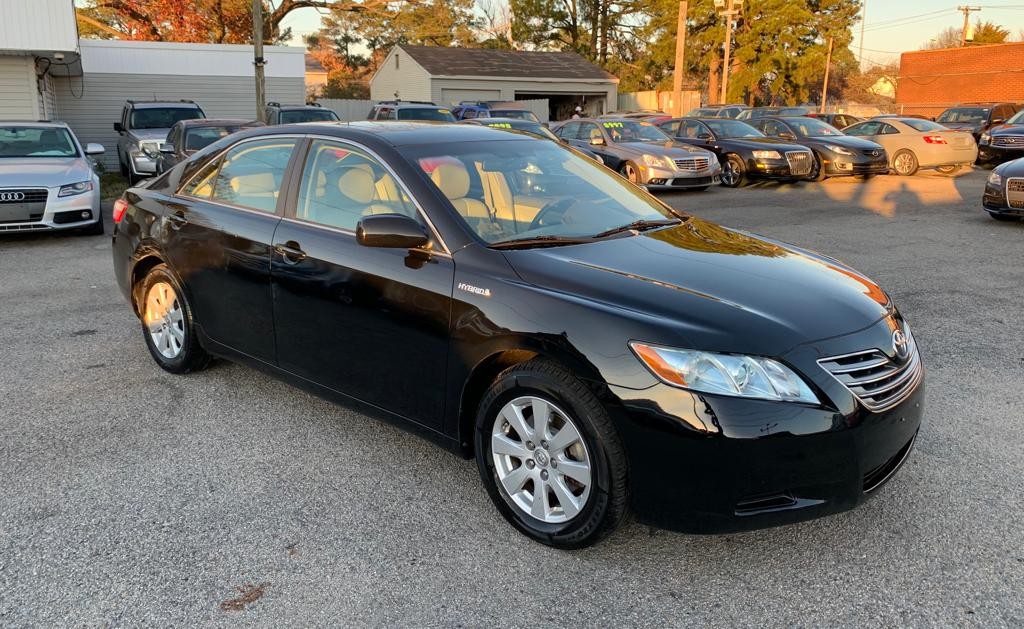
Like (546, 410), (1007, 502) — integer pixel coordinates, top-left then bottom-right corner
(168, 210), (187, 229)
(275, 241), (307, 264)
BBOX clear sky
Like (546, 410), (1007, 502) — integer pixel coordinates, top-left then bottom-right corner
(281, 1), (1024, 66)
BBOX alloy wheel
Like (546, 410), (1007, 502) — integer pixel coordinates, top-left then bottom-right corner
(894, 152), (916, 175)
(145, 281), (185, 359)
(491, 396), (592, 524)
(623, 163), (640, 184)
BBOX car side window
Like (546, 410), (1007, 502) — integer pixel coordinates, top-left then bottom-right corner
(847, 121), (881, 136)
(375, 107), (392, 120)
(578, 122), (602, 143)
(678, 120), (705, 139)
(879, 123), (899, 135)
(463, 109), (477, 119)
(659, 120), (680, 136)
(557, 121), (580, 140)
(193, 138), (297, 213)
(295, 139), (421, 232)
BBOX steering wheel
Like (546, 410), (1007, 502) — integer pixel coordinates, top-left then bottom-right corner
(528, 198), (577, 232)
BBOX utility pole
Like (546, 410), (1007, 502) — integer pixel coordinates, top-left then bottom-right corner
(820, 36), (834, 113)
(858, 0), (866, 69)
(672, 1), (688, 117)
(715, 0), (742, 104)
(957, 5), (981, 46)
(253, 0), (267, 123)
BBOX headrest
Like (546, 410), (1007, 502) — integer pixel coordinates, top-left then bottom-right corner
(336, 167), (375, 205)
(431, 162), (470, 200)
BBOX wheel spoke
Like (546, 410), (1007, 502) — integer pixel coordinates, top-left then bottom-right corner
(500, 464), (531, 494)
(501, 403), (533, 442)
(557, 458), (591, 487)
(168, 321), (185, 345)
(530, 482), (549, 520)
(168, 307), (183, 325)
(531, 398), (551, 441)
(492, 433), (529, 460)
(550, 476), (582, 519)
(547, 421), (581, 455)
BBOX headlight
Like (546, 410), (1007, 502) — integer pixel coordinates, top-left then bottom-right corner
(630, 342), (819, 404)
(58, 180), (94, 197)
(641, 154), (664, 167)
(988, 171), (1002, 186)
(751, 150), (782, 160)
(980, 133), (991, 144)
(823, 144), (855, 156)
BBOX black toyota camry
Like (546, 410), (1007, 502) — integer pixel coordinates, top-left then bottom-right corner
(112, 122), (924, 548)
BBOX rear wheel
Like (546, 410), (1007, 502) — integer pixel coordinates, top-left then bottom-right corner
(475, 359), (628, 549)
(935, 165), (958, 175)
(720, 154), (746, 188)
(892, 150), (919, 176)
(138, 264), (211, 374)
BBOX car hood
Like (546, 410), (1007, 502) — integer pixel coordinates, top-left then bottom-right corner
(988, 123), (1024, 136)
(129, 128), (172, 142)
(806, 135), (883, 150)
(940, 122), (982, 133)
(723, 137), (805, 151)
(0, 157), (95, 187)
(504, 218), (892, 357)
(618, 141), (714, 157)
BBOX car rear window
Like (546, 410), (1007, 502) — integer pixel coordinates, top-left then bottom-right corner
(937, 108), (989, 123)
(131, 107), (204, 130)
(397, 108), (456, 122)
(903, 119), (945, 132)
(280, 109), (339, 124)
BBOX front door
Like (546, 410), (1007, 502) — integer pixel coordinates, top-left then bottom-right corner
(271, 139), (454, 429)
(164, 136), (299, 362)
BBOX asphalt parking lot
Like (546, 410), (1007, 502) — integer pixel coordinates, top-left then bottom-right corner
(1, 168), (1022, 626)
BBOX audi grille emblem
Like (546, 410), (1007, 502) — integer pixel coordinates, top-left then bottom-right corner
(0, 191), (26, 202)
(892, 329), (910, 361)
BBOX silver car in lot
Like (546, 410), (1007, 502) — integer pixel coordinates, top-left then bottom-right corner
(843, 117), (978, 176)
(553, 118), (721, 190)
(0, 122), (104, 235)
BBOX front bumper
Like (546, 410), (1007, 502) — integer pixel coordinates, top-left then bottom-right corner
(824, 154), (890, 176)
(0, 184), (102, 233)
(642, 163), (722, 189)
(978, 144), (1024, 164)
(983, 180), (1024, 217)
(746, 155), (815, 181)
(129, 152), (158, 175)
(606, 315), (925, 533)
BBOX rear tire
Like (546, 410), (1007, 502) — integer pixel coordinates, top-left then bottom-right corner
(474, 358), (629, 549)
(892, 150), (919, 176)
(935, 165), (958, 175)
(137, 264), (211, 374)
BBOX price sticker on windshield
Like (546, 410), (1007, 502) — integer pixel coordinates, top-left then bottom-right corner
(488, 123), (513, 128)
(603, 122), (623, 128)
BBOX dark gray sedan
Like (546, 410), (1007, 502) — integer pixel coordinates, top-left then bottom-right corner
(552, 118), (720, 190)
(156, 119), (262, 174)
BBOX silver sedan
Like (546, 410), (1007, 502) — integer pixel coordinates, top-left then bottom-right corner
(843, 117), (978, 176)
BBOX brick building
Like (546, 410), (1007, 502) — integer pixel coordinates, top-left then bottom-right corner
(896, 42), (1024, 118)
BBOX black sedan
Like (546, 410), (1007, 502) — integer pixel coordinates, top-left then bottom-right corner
(978, 109), (1024, 165)
(659, 117), (815, 187)
(749, 116), (888, 180)
(111, 122), (924, 548)
(156, 118), (262, 174)
(982, 157), (1024, 221)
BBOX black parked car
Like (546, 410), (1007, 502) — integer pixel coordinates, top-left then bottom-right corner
(936, 103), (1020, 141)
(982, 157), (1024, 221)
(749, 116), (888, 181)
(978, 109), (1024, 165)
(659, 117), (815, 187)
(156, 118), (262, 174)
(111, 122), (924, 548)
(736, 106), (812, 121)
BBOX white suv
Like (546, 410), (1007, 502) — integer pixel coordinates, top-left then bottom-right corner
(0, 122), (105, 235)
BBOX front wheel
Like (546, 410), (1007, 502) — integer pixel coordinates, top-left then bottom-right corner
(475, 359), (628, 549)
(811, 152), (828, 182)
(620, 160), (642, 184)
(138, 264), (211, 374)
(892, 150), (919, 176)
(720, 154), (746, 188)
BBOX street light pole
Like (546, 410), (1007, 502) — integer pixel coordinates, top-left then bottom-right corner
(715, 0), (742, 104)
(672, 1), (688, 117)
(253, 0), (267, 123)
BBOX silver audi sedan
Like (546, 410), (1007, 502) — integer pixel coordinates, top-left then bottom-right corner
(0, 121), (105, 235)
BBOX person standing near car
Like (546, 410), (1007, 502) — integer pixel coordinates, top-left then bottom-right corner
(571, 106), (583, 120)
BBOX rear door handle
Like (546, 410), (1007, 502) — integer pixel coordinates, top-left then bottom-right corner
(275, 241), (307, 264)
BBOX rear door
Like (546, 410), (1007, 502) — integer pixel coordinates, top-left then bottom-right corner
(270, 138), (454, 429)
(164, 136), (299, 362)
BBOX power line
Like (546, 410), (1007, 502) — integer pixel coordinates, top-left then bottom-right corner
(860, 9), (956, 31)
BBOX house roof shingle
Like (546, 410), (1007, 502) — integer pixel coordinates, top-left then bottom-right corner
(398, 45), (617, 81)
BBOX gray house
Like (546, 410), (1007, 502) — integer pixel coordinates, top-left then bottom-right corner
(370, 45), (618, 122)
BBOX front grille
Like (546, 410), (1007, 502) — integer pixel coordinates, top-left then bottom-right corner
(0, 188), (48, 204)
(0, 188), (48, 224)
(991, 135), (1024, 147)
(1007, 178), (1024, 209)
(785, 151), (812, 176)
(674, 157), (711, 171)
(861, 149), (884, 158)
(818, 329), (923, 413)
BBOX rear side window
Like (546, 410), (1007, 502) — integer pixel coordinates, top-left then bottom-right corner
(557, 121), (581, 139)
(845, 121), (880, 136)
(181, 138), (296, 213)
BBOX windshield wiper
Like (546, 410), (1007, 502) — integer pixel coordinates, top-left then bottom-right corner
(592, 218), (681, 239)
(489, 235), (595, 250)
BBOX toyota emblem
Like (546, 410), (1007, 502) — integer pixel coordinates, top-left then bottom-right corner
(0, 191), (26, 202)
(892, 329), (910, 361)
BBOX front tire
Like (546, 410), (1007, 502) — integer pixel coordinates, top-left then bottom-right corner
(474, 359), (628, 549)
(811, 152), (828, 182)
(720, 154), (746, 188)
(138, 264), (211, 374)
(892, 149), (919, 176)
(620, 160), (642, 185)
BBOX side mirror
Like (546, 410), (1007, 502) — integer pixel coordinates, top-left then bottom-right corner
(84, 143), (105, 155)
(113, 122), (124, 133)
(697, 133), (713, 140)
(589, 136), (606, 146)
(991, 118), (1004, 125)
(159, 142), (174, 154)
(356, 214), (429, 249)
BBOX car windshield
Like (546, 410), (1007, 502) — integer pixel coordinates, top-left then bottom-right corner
(406, 139), (679, 245)
(903, 119), (946, 132)
(602, 120), (670, 143)
(787, 118), (843, 137)
(490, 110), (539, 121)
(937, 108), (989, 123)
(1005, 110), (1024, 125)
(0, 126), (78, 158)
(280, 109), (339, 124)
(185, 126), (245, 152)
(397, 108), (457, 122)
(704, 119), (764, 138)
(131, 107), (203, 129)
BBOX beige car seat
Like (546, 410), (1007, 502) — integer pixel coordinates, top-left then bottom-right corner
(474, 165), (547, 227)
(307, 166), (390, 228)
(430, 163), (490, 221)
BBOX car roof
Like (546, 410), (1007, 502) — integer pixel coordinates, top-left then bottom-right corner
(273, 104), (325, 110)
(178, 118), (254, 127)
(129, 101), (201, 109)
(465, 117), (539, 126)
(241, 120), (536, 147)
(0, 120), (69, 128)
